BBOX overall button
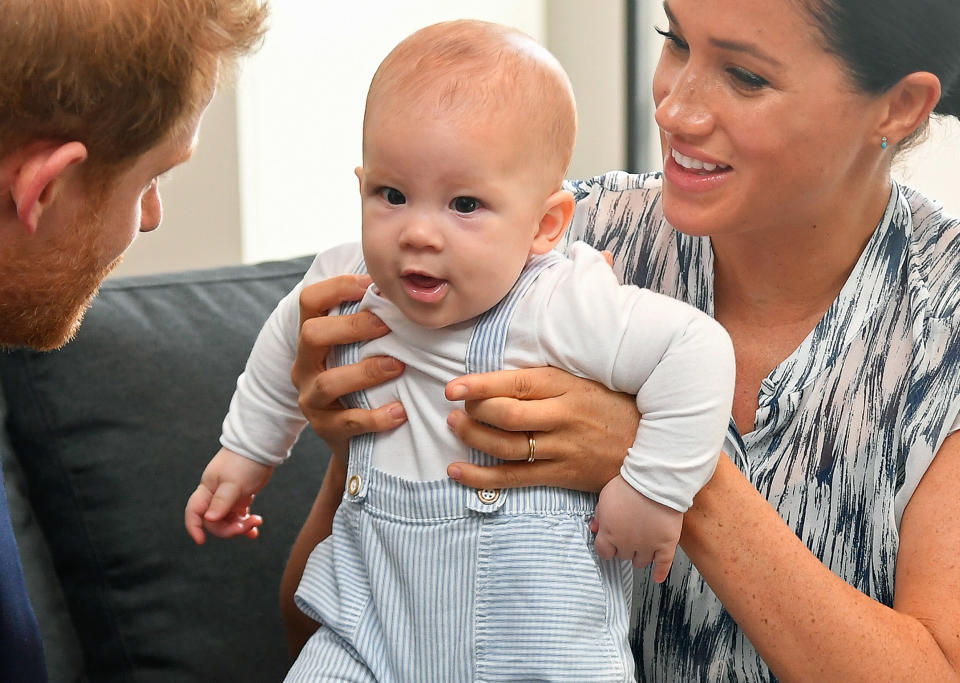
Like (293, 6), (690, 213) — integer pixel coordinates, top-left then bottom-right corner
(347, 475), (362, 496)
(477, 488), (500, 504)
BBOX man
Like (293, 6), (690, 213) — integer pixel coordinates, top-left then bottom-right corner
(0, 1), (267, 678)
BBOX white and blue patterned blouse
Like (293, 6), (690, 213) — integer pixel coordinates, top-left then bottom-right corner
(565, 171), (960, 681)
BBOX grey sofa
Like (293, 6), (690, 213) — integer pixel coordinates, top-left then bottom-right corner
(0, 256), (331, 682)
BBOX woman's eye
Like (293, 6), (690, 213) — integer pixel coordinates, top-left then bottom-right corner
(451, 196), (480, 214)
(379, 187), (406, 205)
(728, 67), (769, 90)
(655, 26), (688, 51)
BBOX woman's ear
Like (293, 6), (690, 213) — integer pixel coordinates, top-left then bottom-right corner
(9, 141), (87, 234)
(531, 189), (576, 255)
(877, 71), (942, 148)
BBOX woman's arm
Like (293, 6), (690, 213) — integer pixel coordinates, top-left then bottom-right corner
(450, 369), (960, 681)
(682, 435), (960, 681)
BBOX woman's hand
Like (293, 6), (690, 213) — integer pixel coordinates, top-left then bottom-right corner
(444, 367), (639, 492)
(292, 274), (407, 455)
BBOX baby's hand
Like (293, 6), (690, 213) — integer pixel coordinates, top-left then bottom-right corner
(184, 447), (274, 545)
(591, 475), (683, 583)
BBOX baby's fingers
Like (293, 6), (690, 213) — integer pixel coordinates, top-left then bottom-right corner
(650, 545), (677, 583)
(185, 485), (213, 545)
(205, 482), (244, 522)
(594, 534), (617, 561)
(203, 512), (264, 540)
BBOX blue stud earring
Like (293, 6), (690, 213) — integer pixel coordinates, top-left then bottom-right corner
(881, 136), (888, 150)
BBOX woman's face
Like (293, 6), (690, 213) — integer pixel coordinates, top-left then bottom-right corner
(653, 0), (884, 239)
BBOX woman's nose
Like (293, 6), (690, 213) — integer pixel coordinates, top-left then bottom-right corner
(653, 64), (716, 139)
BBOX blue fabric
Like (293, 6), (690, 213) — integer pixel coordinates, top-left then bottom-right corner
(0, 465), (47, 682)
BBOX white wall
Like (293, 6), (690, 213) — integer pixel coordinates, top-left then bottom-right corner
(548, 0), (626, 179)
(894, 116), (960, 211)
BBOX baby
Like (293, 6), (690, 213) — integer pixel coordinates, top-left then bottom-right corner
(185, 20), (735, 681)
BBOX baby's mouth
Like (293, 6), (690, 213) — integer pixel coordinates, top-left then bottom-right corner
(403, 273), (444, 290)
(401, 272), (448, 303)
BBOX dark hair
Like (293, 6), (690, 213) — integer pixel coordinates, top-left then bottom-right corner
(800, 0), (960, 121)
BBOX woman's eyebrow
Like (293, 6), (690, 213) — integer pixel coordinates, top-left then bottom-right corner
(662, 1), (785, 70)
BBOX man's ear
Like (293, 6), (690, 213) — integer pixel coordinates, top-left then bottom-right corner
(530, 189), (575, 255)
(876, 71), (941, 149)
(9, 141), (88, 234)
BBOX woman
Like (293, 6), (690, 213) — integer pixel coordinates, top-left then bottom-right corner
(281, 0), (960, 679)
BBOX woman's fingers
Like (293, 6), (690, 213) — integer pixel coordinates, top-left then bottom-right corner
(316, 403), (407, 440)
(293, 275), (407, 445)
(446, 460), (574, 491)
(444, 368), (640, 493)
(297, 309), (389, 355)
(445, 409), (551, 461)
(297, 273), (372, 326)
(296, 355), (404, 414)
(446, 412), (614, 493)
(446, 366), (577, 403)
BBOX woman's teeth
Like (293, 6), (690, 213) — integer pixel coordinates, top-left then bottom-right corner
(672, 149), (729, 173)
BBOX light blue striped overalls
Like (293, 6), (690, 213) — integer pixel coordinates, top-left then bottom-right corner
(287, 253), (635, 682)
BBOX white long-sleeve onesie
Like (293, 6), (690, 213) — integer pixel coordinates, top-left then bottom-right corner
(221, 241), (735, 511)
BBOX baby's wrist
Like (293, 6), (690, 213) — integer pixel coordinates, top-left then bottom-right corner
(617, 465), (689, 513)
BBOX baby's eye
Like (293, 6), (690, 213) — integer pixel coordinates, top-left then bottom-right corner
(451, 196), (480, 214)
(380, 187), (406, 205)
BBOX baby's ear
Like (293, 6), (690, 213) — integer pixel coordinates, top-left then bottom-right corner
(8, 141), (88, 234)
(530, 189), (575, 255)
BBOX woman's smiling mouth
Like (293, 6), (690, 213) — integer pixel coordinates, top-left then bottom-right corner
(671, 148), (730, 174)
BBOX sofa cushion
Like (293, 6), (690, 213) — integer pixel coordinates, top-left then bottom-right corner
(0, 256), (331, 682)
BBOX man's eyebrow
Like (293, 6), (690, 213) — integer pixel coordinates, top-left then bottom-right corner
(663, 1), (785, 70)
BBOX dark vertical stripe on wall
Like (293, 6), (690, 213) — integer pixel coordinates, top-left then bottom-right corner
(626, 0), (651, 173)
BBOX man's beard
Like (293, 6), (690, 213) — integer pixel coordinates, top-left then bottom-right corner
(0, 204), (122, 351)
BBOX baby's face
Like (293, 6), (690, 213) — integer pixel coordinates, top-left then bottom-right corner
(359, 103), (551, 329)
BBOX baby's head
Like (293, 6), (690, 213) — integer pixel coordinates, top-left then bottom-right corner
(357, 20), (577, 329)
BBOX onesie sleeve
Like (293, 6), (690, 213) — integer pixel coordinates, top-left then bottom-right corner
(532, 242), (735, 511)
(219, 242), (364, 466)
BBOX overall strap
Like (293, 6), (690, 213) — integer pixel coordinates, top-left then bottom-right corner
(333, 259), (377, 502)
(464, 251), (564, 513)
